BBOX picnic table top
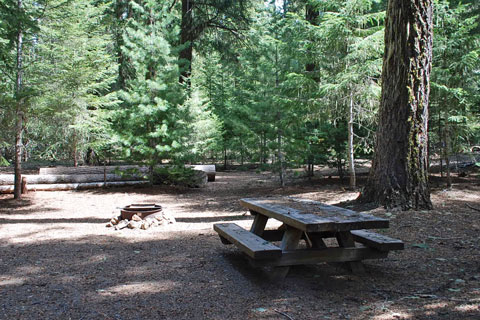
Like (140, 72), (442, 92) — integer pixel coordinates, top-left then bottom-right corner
(239, 197), (389, 233)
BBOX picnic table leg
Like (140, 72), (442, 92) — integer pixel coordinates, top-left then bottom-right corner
(270, 226), (303, 280)
(306, 233), (327, 249)
(249, 212), (268, 236)
(336, 231), (366, 275)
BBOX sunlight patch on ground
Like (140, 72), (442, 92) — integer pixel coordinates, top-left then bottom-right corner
(1, 224), (106, 244)
(436, 188), (480, 202)
(0, 277), (26, 286)
(98, 280), (176, 296)
(82, 254), (109, 265)
(165, 219), (254, 232)
(264, 218), (283, 229)
(14, 266), (43, 275)
(423, 302), (449, 309)
(373, 311), (413, 320)
(455, 304), (479, 312)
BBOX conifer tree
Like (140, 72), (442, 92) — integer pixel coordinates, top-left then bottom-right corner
(0, 0), (45, 198)
(113, 0), (186, 171)
(430, 1), (480, 185)
(33, 0), (118, 165)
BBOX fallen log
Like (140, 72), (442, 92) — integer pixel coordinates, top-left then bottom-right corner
(39, 165), (146, 175)
(0, 180), (148, 193)
(38, 164), (216, 181)
(192, 165), (215, 182)
(0, 173), (146, 185)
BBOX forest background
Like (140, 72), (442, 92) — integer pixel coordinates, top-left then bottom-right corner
(0, 0), (479, 188)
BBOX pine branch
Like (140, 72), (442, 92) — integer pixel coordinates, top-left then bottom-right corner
(168, 0), (178, 12)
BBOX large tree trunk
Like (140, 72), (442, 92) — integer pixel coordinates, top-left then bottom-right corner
(361, 0), (433, 210)
(14, 0), (24, 199)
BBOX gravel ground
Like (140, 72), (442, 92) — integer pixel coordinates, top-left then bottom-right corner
(1, 170), (479, 320)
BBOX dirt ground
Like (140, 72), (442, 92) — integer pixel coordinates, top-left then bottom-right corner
(0, 170), (479, 320)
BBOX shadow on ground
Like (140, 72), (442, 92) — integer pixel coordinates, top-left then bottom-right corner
(0, 171), (479, 319)
(1, 232), (478, 320)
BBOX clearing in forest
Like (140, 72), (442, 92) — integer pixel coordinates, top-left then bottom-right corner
(0, 171), (479, 319)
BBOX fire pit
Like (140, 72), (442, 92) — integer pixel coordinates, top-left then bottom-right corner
(121, 204), (162, 220)
(106, 203), (175, 230)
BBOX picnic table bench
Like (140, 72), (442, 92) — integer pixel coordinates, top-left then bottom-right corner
(214, 197), (404, 279)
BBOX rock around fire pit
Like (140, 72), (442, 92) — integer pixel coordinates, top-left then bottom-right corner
(106, 204), (175, 230)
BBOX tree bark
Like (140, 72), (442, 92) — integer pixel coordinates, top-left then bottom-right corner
(305, 2), (320, 82)
(179, 0), (193, 85)
(305, 4), (319, 178)
(361, 0), (433, 210)
(113, 0), (131, 90)
(277, 125), (285, 187)
(443, 109), (452, 188)
(261, 131), (267, 164)
(348, 93), (356, 189)
(223, 145), (227, 170)
(72, 129), (78, 167)
(14, 0), (24, 199)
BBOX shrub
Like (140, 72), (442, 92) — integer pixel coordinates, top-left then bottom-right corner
(0, 156), (10, 167)
(153, 166), (200, 187)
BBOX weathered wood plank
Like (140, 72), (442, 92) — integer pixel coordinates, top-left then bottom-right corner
(307, 233), (327, 249)
(240, 198), (333, 232)
(281, 227), (303, 250)
(240, 198), (389, 232)
(250, 214), (268, 236)
(270, 226), (304, 280)
(336, 231), (366, 274)
(213, 223), (282, 260)
(352, 230), (405, 251)
(249, 246), (389, 267)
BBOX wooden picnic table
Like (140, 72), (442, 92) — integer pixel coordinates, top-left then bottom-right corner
(214, 197), (404, 279)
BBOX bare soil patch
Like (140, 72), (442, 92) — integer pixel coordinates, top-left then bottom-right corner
(1, 171), (479, 319)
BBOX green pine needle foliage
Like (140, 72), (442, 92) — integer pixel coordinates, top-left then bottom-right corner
(112, 0), (186, 167)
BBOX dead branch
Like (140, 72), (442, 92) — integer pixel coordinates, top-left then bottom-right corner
(274, 309), (294, 320)
(466, 204), (480, 212)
